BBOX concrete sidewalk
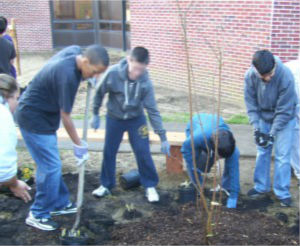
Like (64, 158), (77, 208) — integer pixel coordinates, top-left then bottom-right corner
(17, 120), (258, 157)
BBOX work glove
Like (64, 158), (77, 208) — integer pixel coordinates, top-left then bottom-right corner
(259, 133), (274, 148)
(226, 197), (237, 209)
(161, 140), (171, 157)
(90, 114), (100, 130)
(73, 140), (89, 166)
(254, 129), (261, 145)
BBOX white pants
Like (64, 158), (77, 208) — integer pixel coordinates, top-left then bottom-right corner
(291, 106), (300, 180)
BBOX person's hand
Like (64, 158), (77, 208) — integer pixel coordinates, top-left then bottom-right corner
(9, 180), (32, 203)
(73, 140), (89, 165)
(226, 197), (237, 209)
(259, 133), (274, 148)
(161, 140), (171, 157)
(254, 129), (262, 145)
(90, 115), (100, 130)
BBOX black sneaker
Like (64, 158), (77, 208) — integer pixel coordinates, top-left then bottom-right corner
(247, 188), (264, 198)
(25, 212), (59, 231)
(280, 198), (292, 207)
(50, 202), (77, 216)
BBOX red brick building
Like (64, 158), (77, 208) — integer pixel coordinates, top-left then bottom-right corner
(1, 0), (299, 103)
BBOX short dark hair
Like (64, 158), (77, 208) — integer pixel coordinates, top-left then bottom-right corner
(252, 50), (275, 75)
(212, 130), (235, 159)
(0, 16), (8, 34)
(83, 45), (109, 66)
(130, 46), (150, 65)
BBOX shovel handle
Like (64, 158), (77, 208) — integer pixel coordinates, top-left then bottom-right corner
(72, 82), (92, 231)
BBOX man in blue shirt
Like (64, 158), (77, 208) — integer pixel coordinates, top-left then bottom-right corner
(16, 45), (109, 231)
(244, 50), (297, 207)
(181, 113), (240, 209)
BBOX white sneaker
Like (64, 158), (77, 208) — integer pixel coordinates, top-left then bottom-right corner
(25, 212), (59, 231)
(145, 187), (160, 203)
(92, 185), (111, 198)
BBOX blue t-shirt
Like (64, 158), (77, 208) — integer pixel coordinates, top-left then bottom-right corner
(16, 46), (82, 134)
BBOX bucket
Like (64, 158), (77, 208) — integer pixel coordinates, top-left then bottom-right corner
(119, 169), (141, 190)
(178, 183), (197, 204)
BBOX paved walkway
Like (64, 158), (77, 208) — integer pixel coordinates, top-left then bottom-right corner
(17, 120), (259, 157)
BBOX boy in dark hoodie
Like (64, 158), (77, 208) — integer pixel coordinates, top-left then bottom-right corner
(91, 47), (170, 202)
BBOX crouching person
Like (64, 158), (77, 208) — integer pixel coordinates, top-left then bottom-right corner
(15, 45), (109, 231)
(244, 50), (297, 207)
(181, 113), (240, 209)
(0, 74), (32, 203)
(91, 47), (170, 203)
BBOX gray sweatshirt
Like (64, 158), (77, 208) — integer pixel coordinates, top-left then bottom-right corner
(93, 58), (167, 141)
(244, 56), (297, 136)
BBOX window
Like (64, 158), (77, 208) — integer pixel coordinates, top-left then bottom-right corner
(51, 0), (130, 49)
(53, 0), (93, 20)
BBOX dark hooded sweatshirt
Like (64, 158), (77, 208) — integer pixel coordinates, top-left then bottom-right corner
(93, 58), (167, 141)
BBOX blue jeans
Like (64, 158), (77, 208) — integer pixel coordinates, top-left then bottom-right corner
(100, 114), (159, 189)
(254, 118), (295, 200)
(20, 128), (70, 219)
(186, 147), (240, 199)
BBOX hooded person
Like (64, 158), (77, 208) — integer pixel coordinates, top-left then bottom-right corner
(91, 46), (170, 203)
(244, 50), (297, 207)
(181, 113), (240, 209)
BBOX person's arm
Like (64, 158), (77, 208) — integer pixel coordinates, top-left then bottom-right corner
(270, 72), (296, 136)
(224, 148), (240, 198)
(61, 110), (81, 145)
(143, 81), (167, 141)
(93, 70), (110, 115)
(244, 72), (260, 130)
(10, 43), (16, 65)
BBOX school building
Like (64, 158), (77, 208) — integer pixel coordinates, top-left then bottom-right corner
(0, 0), (299, 103)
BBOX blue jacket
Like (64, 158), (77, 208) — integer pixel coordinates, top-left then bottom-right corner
(181, 113), (240, 199)
(244, 56), (297, 136)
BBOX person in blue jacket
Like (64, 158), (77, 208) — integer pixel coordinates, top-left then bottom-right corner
(181, 113), (240, 209)
(244, 50), (297, 207)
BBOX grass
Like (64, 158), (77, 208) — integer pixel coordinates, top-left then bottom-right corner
(225, 114), (249, 125)
(72, 113), (249, 125)
(161, 112), (190, 123)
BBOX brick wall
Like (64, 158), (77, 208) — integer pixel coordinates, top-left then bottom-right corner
(130, 0), (300, 104)
(1, 0), (299, 104)
(271, 0), (300, 62)
(0, 0), (52, 52)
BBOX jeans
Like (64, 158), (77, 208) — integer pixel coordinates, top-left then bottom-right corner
(100, 114), (159, 189)
(254, 118), (295, 199)
(20, 128), (70, 219)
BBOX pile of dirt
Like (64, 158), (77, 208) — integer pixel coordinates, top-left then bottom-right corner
(110, 203), (299, 245)
(0, 172), (298, 245)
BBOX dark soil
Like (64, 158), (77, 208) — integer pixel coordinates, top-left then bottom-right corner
(110, 204), (299, 245)
(0, 172), (298, 245)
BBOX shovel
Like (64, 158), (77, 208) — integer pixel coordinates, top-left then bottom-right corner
(60, 81), (92, 245)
